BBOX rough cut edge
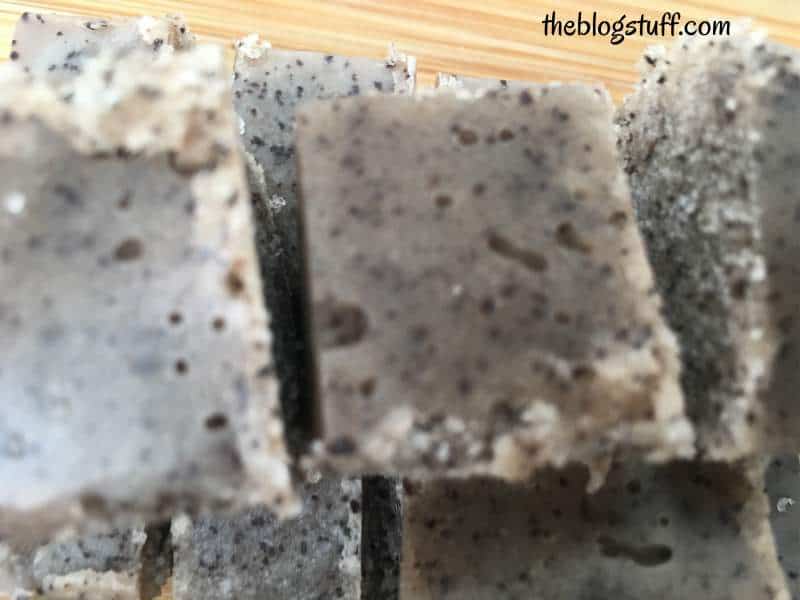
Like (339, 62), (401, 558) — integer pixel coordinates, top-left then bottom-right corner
(233, 34), (417, 96)
(0, 45), (226, 165)
(386, 43), (416, 95)
(434, 72), (462, 88)
(135, 14), (195, 50)
(14, 12), (195, 50)
(10, 12), (195, 82)
(37, 569), (138, 600)
(619, 22), (782, 460)
(233, 32), (272, 64)
(0, 46), (296, 522)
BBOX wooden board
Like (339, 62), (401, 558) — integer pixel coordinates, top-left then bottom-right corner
(1, 0), (799, 102)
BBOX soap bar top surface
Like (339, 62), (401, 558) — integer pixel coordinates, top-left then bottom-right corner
(10, 12), (193, 82)
(401, 461), (788, 600)
(617, 28), (800, 458)
(171, 476), (361, 600)
(296, 87), (691, 478)
(0, 46), (292, 543)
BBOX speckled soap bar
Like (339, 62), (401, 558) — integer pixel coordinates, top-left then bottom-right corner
(617, 27), (800, 459)
(361, 476), (403, 599)
(401, 461), (789, 599)
(4, 528), (148, 599)
(0, 45), (292, 545)
(171, 476), (361, 600)
(296, 88), (693, 481)
(9, 11), (193, 83)
(233, 35), (415, 454)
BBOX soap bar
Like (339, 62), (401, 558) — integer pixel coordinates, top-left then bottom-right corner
(401, 461), (789, 599)
(362, 476), (403, 599)
(765, 455), (800, 599)
(617, 27), (800, 458)
(0, 45), (292, 545)
(2, 528), (147, 599)
(296, 87), (692, 479)
(233, 36), (415, 454)
(32, 530), (147, 599)
(171, 476), (361, 600)
(9, 12), (193, 82)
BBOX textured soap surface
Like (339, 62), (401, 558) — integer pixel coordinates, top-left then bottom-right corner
(765, 455), (800, 599)
(1, 528), (147, 599)
(9, 12), (193, 82)
(296, 88), (692, 479)
(401, 461), (788, 599)
(171, 476), (361, 600)
(617, 28), (800, 458)
(0, 46), (292, 545)
(233, 36), (415, 454)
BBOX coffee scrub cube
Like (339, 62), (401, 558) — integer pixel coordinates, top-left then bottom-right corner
(296, 86), (693, 481)
(233, 35), (415, 454)
(0, 46), (293, 545)
(171, 476), (361, 600)
(617, 27), (800, 458)
(401, 461), (789, 599)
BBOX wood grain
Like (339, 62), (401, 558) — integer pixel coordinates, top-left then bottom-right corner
(0, 1), (798, 599)
(1, 0), (800, 101)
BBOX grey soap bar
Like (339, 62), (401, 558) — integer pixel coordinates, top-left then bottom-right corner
(9, 12), (193, 83)
(31, 529), (147, 599)
(2, 528), (147, 599)
(296, 87), (693, 480)
(233, 35), (415, 454)
(617, 27), (800, 459)
(171, 476), (361, 600)
(765, 455), (800, 598)
(0, 45), (293, 545)
(362, 476), (403, 600)
(401, 461), (789, 599)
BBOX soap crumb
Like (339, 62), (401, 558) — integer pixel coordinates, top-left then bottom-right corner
(777, 497), (795, 513)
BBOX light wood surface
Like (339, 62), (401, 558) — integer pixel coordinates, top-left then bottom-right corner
(0, 1), (798, 599)
(1, 0), (800, 101)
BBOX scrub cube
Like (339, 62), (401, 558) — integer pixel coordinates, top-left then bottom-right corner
(0, 45), (292, 544)
(296, 87), (693, 480)
(401, 461), (788, 599)
(617, 27), (800, 458)
(171, 476), (361, 600)
(233, 35), (415, 453)
(1, 527), (150, 599)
